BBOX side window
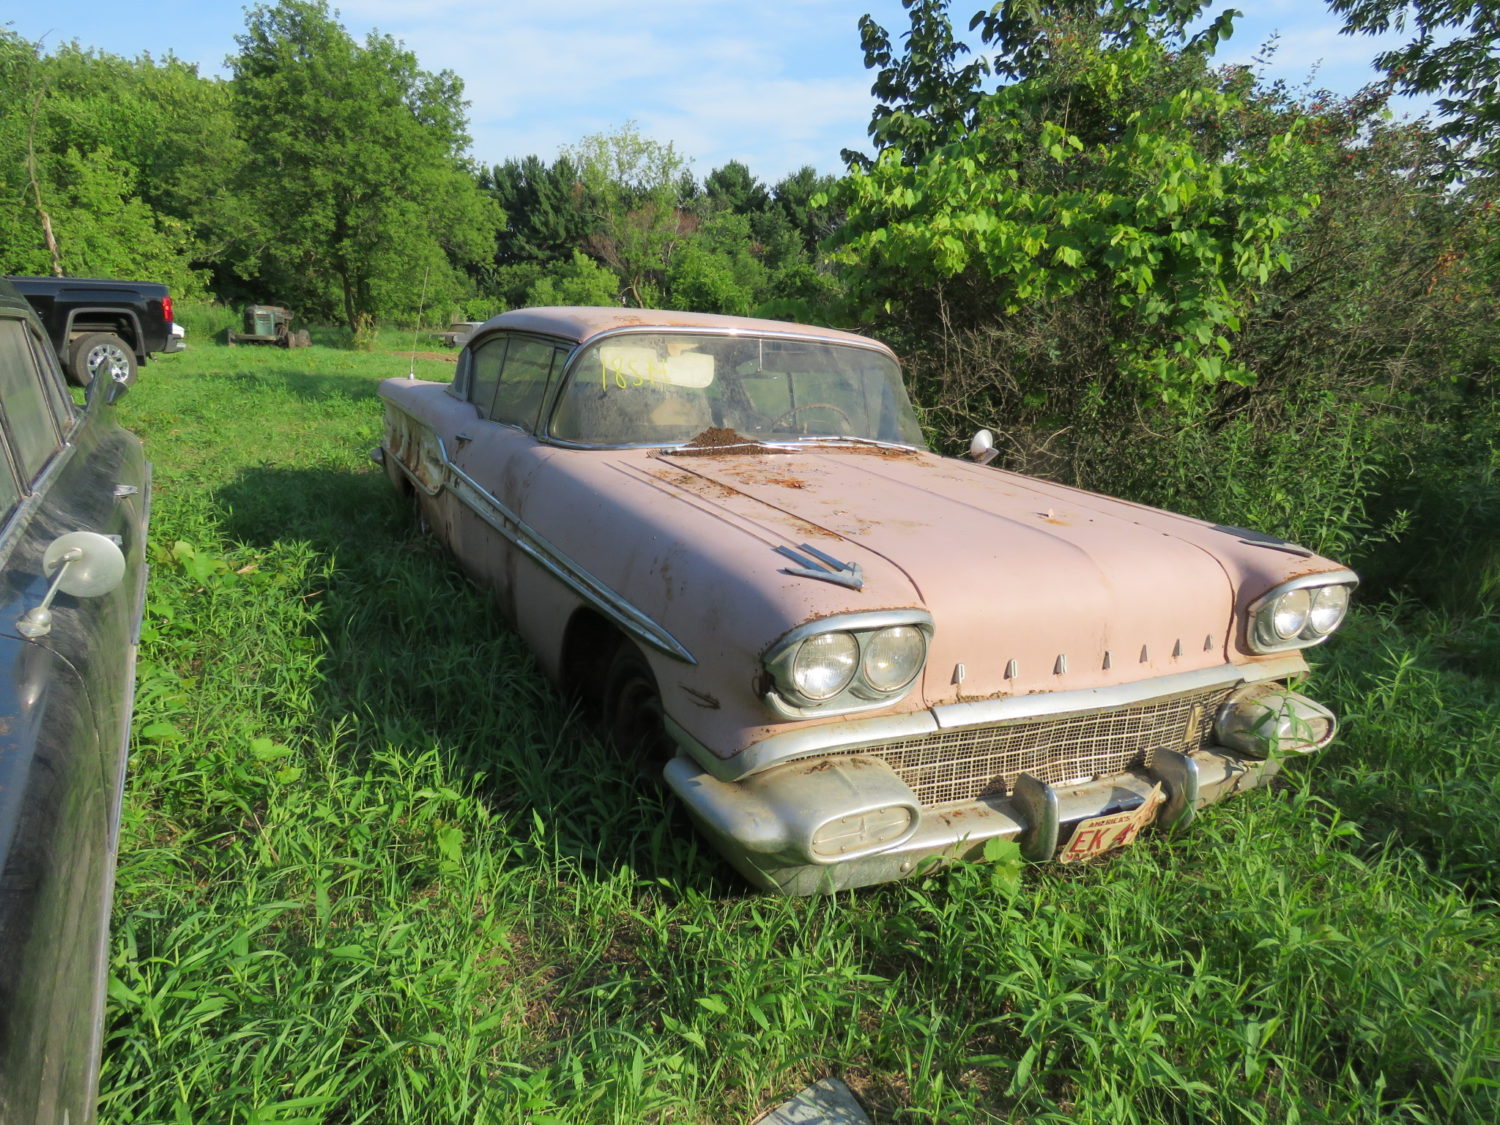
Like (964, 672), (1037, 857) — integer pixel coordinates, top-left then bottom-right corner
(468, 336), (508, 418)
(23, 323), (73, 433)
(0, 317), (61, 485)
(490, 338), (558, 431)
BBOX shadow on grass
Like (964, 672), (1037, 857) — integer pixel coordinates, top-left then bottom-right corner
(210, 366), (387, 404)
(211, 463), (727, 896)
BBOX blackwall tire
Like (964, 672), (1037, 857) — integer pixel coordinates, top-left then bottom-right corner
(602, 642), (673, 773)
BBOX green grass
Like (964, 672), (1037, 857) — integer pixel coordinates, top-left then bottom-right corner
(100, 341), (1500, 1124)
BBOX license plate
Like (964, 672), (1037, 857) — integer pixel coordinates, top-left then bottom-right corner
(1057, 784), (1165, 864)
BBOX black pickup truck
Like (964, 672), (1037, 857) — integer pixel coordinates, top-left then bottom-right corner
(6, 275), (183, 386)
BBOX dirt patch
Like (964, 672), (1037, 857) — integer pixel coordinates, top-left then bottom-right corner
(397, 351), (459, 364)
(669, 427), (783, 457)
(667, 427), (921, 459)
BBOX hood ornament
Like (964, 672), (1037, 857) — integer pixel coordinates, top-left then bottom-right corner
(774, 543), (864, 590)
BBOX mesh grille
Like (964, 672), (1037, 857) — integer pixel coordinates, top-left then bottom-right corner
(832, 685), (1233, 808)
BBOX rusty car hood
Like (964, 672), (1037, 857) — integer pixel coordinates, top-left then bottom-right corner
(647, 446), (1338, 703)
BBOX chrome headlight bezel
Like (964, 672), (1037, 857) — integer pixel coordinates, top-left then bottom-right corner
(764, 610), (934, 718)
(1246, 570), (1358, 654)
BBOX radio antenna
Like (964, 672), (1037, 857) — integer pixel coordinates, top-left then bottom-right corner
(409, 267), (431, 378)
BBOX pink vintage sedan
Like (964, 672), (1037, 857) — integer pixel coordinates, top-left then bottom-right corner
(377, 307), (1356, 894)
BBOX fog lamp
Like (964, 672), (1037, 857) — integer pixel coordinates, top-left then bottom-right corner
(1216, 684), (1337, 757)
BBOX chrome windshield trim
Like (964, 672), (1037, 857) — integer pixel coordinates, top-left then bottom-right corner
(384, 408), (695, 665)
(538, 325), (914, 450)
(671, 656), (1306, 782)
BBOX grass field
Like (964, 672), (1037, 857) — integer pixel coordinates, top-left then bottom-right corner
(98, 336), (1499, 1124)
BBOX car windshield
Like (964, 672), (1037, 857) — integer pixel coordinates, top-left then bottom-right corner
(547, 332), (927, 449)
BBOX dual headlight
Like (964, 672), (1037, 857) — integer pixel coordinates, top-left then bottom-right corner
(764, 611), (933, 717)
(1247, 571), (1358, 653)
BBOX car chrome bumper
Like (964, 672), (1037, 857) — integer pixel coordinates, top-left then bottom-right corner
(664, 745), (1282, 896)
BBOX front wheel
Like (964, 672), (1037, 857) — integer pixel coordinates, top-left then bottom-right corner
(69, 332), (137, 387)
(602, 642), (674, 775)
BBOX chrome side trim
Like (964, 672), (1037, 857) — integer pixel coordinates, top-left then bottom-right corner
(384, 408), (695, 665)
(670, 656), (1306, 782)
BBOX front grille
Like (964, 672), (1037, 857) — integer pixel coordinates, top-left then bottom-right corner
(831, 685), (1234, 808)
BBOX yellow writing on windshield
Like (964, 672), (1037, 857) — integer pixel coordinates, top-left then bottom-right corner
(602, 354), (667, 390)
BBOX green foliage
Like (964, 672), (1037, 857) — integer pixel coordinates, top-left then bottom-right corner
(562, 122), (694, 307)
(525, 250), (620, 307)
(1331, 0), (1500, 174)
(483, 155), (595, 267)
(704, 160), (771, 215)
(0, 32), (216, 292)
(228, 0), (500, 328)
(831, 31), (1316, 405)
(667, 211), (769, 315)
(847, 0), (988, 168)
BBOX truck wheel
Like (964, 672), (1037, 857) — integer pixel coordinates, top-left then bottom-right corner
(603, 642), (673, 774)
(69, 332), (137, 387)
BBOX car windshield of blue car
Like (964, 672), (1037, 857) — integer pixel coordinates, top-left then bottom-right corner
(547, 333), (928, 449)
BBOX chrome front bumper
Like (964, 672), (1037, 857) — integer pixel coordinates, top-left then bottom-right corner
(664, 745), (1280, 896)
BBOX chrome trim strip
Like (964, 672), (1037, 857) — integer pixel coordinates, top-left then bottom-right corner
(929, 661), (1287, 729)
(384, 408), (696, 665)
(774, 543), (864, 589)
(670, 655), (1305, 782)
(667, 711), (941, 781)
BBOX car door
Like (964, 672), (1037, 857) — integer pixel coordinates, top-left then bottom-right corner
(447, 332), (569, 621)
(0, 305), (148, 1124)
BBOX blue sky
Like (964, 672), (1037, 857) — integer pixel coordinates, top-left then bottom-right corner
(6, 1), (1435, 182)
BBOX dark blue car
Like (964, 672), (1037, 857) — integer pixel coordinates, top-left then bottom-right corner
(0, 276), (149, 1122)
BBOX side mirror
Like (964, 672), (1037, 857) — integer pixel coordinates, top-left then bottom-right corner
(968, 429), (999, 466)
(16, 531), (127, 638)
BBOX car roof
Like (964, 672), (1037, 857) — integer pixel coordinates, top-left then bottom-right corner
(477, 306), (894, 353)
(0, 277), (31, 316)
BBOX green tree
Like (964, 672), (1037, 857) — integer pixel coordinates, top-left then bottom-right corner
(482, 155), (594, 266)
(833, 24), (1314, 407)
(1330, 0), (1500, 173)
(561, 122), (693, 307)
(229, 0), (499, 328)
(666, 211), (768, 314)
(703, 161), (770, 214)
(0, 32), (214, 289)
(525, 250), (620, 307)
(772, 165), (843, 254)
(845, 0), (1239, 167)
